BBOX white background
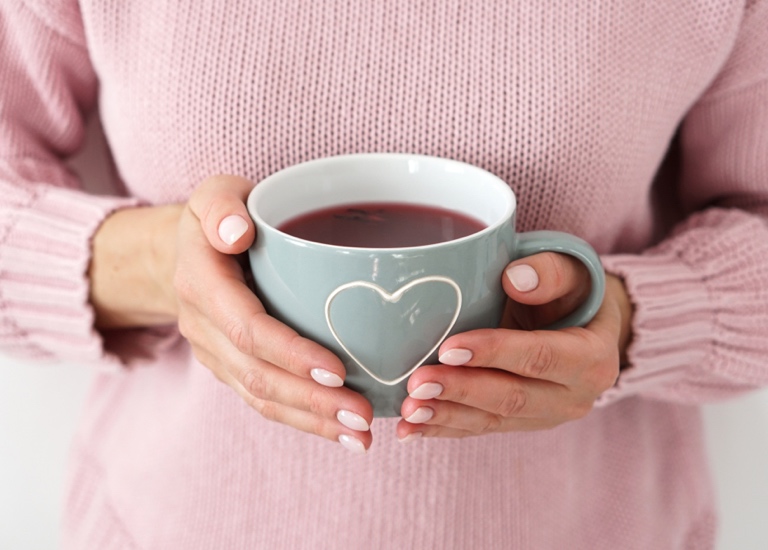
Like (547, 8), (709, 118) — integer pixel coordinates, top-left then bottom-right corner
(1, 118), (768, 549)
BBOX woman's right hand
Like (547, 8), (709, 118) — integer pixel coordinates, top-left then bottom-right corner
(173, 175), (373, 453)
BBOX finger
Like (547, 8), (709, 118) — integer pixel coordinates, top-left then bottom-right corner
(191, 323), (373, 425)
(178, 277), (350, 393)
(436, 328), (588, 384)
(395, 411), (554, 441)
(227, 375), (372, 452)
(188, 174), (256, 254)
(396, 422), (475, 441)
(440, 277), (626, 386)
(195, 328), (373, 422)
(402, 365), (577, 421)
(176, 207), (250, 288)
(503, 252), (591, 307)
(190, 323), (373, 452)
(437, 324), (618, 392)
(175, 213), (348, 385)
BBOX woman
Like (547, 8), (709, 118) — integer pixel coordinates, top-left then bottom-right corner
(1, 1), (767, 548)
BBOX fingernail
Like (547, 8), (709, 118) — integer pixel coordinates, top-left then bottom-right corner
(439, 348), (473, 366)
(218, 215), (249, 245)
(337, 410), (370, 431)
(311, 368), (344, 388)
(506, 264), (539, 292)
(338, 434), (366, 454)
(404, 407), (434, 424)
(398, 432), (423, 444)
(409, 382), (444, 400)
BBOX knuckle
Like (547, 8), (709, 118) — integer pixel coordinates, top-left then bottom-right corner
(283, 334), (305, 373)
(523, 339), (556, 378)
(435, 407), (458, 431)
(305, 387), (326, 417)
(224, 316), (255, 356)
(496, 387), (528, 418)
(475, 414), (503, 435)
(544, 252), (567, 289)
(451, 381), (470, 404)
(242, 367), (271, 400)
(582, 338), (620, 393)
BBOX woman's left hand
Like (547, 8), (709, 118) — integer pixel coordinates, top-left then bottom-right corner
(396, 253), (633, 440)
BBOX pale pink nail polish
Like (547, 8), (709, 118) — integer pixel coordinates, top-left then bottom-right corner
(439, 348), (473, 366)
(506, 264), (539, 292)
(218, 214), (249, 245)
(398, 432), (423, 444)
(404, 407), (434, 424)
(311, 368), (344, 388)
(337, 410), (370, 431)
(338, 434), (366, 454)
(409, 382), (444, 400)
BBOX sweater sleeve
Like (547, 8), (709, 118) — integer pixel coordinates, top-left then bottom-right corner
(597, 0), (768, 406)
(0, 1), (140, 364)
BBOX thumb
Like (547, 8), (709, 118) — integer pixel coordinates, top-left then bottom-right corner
(188, 174), (256, 254)
(502, 252), (591, 307)
(500, 252), (592, 330)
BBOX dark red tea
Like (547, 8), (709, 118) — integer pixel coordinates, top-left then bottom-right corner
(277, 202), (486, 248)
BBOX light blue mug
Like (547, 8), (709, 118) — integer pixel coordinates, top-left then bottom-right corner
(247, 154), (605, 417)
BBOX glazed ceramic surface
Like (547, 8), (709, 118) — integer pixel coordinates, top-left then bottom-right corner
(248, 154), (604, 416)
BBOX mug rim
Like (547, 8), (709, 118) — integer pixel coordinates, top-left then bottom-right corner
(247, 153), (517, 253)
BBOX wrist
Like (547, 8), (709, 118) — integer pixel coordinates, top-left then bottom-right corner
(89, 204), (183, 328)
(605, 273), (633, 366)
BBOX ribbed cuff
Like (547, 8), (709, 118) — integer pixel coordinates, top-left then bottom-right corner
(0, 186), (142, 363)
(597, 206), (768, 405)
(595, 252), (714, 406)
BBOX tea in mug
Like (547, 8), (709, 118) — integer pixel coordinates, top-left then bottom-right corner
(277, 202), (486, 248)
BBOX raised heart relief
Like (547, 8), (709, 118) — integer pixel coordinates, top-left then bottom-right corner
(325, 276), (462, 385)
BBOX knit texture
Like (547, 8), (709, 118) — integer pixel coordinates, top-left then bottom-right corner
(2, 0), (768, 548)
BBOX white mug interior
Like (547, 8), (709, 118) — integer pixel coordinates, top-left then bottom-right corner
(248, 154), (516, 245)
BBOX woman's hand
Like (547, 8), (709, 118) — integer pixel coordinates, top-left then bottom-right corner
(175, 176), (374, 452)
(396, 253), (633, 440)
(90, 176), (374, 453)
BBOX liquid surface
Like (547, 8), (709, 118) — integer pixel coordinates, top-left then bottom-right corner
(277, 202), (486, 248)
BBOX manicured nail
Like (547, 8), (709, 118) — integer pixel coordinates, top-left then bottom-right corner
(337, 410), (370, 432)
(338, 434), (366, 454)
(506, 264), (539, 292)
(404, 407), (434, 424)
(218, 215), (249, 245)
(398, 432), (423, 444)
(409, 382), (444, 400)
(439, 348), (473, 366)
(311, 368), (344, 388)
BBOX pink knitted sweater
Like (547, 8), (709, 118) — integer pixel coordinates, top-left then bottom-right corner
(2, 1), (768, 548)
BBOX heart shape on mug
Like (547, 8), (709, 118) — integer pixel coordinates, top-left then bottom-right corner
(324, 276), (462, 386)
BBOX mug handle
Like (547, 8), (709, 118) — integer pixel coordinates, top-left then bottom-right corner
(515, 231), (606, 330)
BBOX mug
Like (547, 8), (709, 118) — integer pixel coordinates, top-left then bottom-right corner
(247, 154), (605, 417)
